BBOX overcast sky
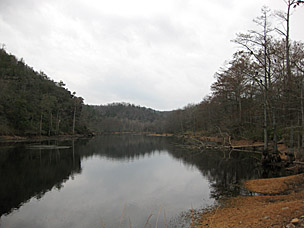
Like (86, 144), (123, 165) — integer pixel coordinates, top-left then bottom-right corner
(0, 0), (303, 110)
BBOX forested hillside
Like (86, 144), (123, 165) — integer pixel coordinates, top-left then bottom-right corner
(81, 103), (169, 133)
(0, 48), (168, 136)
(0, 48), (88, 136)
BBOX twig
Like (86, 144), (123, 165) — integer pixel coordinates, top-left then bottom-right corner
(294, 161), (304, 165)
(144, 213), (153, 228)
(155, 206), (162, 228)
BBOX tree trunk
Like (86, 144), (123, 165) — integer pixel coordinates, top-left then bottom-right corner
(48, 112), (52, 136)
(55, 111), (59, 135)
(290, 126), (294, 154)
(272, 106), (278, 153)
(301, 84), (304, 153)
(263, 92), (268, 152)
(298, 114), (301, 156)
(39, 113), (43, 136)
(72, 139), (75, 166)
(263, 13), (269, 154)
(286, 1), (291, 86)
(238, 97), (242, 133)
(72, 106), (76, 135)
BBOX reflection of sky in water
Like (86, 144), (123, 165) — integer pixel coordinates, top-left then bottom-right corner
(1, 150), (213, 228)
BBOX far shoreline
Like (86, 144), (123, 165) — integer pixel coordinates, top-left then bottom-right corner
(0, 134), (94, 143)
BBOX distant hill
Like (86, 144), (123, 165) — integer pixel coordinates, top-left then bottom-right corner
(0, 48), (88, 136)
(82, 103), (170, 133)
(0, 48), (172, 136)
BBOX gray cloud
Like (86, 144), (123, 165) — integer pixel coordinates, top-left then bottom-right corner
(0, 0), (303, 110)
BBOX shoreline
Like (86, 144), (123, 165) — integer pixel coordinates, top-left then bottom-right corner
(0, 132), (174, 143)
(0, 134), (94, 143)
(192, 173), (304, 228)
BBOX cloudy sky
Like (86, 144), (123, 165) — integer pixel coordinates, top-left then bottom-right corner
(0, 0), (303, 110)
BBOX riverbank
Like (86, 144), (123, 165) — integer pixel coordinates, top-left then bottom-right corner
(192, 173), (304, 228)
(0, 134), (94, 143)
(177, 133), (284, 153)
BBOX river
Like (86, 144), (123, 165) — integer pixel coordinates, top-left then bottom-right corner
(0, 135), (262, 228)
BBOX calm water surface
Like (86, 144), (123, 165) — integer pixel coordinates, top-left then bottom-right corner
(0, 135), (261, 228)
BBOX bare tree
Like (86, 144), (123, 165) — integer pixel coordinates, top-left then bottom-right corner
(233, 6), (274, 153)
(274, 0), (303, 87)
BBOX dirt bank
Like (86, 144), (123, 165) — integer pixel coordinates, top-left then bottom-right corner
(193, 174), (304, 228)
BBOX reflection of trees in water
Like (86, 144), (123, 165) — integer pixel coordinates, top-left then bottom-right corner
(0, 135), (262, 217)
(74, 135), (262, 200)
(0, 136), (166, 216)
(76, 135), (169, 160)
(78, 135), (262, 199)
(165, 144), (262, 199)
(0, 143), (81, 216)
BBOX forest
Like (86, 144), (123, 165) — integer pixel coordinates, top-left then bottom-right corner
(0, 48), (88, 136)
(0, 3), (304, 158)
(81, 103), (169, 133)
(165, 5), (304, 155)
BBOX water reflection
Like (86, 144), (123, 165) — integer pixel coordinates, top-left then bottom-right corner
(77, 134), (168, 160)
(0, 135), (262, 228)
(0, 143), (81, 216)
(167, 145), (261, 199)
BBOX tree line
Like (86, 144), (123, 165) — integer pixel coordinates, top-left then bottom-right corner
(81, 103), (169, 133)
(165, 2), (304, 156)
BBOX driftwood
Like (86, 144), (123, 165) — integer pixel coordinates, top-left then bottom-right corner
(229, 144), (264, 149)
(225, 144), (265, 153)
(294, 161), (304, 165)
(229, 148), (262, 154)
(176, 135), (269, 157)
